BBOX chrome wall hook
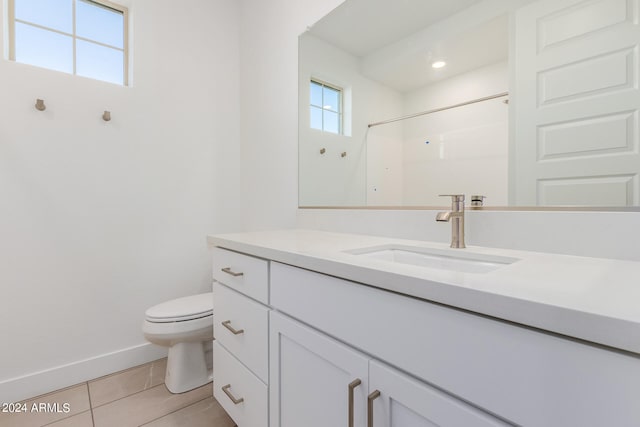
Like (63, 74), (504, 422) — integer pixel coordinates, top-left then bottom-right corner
(320, 148), (326, 154)
(102, 111), (111, 121)
(341, 151), (347, 158)
(35, 99), (46, 111)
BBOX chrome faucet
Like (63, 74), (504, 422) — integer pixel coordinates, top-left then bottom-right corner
(436, 194), (465, 248)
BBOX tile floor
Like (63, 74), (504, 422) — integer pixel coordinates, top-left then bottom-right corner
(0, 358), (236, 427)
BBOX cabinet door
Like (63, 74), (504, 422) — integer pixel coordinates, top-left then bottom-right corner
(369, 361), (510, 427)
(270, 312), (369, 427)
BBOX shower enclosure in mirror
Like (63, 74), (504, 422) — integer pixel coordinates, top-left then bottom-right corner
(298, 0), (640, 209)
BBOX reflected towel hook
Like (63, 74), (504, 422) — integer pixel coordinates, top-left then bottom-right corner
(320, 148), (326, 154)
(341, 151), (347, 158)
(102, 111), (111, 122)
(35, 99), (46, 111)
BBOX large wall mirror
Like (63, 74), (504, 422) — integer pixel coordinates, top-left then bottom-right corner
(298, 0), (640, 209)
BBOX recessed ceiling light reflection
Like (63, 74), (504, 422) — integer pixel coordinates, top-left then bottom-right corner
(432, 61), (446, 69)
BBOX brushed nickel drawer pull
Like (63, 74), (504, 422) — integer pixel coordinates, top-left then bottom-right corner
(348, 379), (362, 427)
(222, 384), (244, 404)
(367, 390), (380, 427)
(221, 267), (244, 277)
(222, 320), (245, 335)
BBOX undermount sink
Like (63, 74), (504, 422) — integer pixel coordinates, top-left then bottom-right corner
(344, 244), (519, 274)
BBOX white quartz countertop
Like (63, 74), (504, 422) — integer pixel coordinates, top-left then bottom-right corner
(208, 229), (640, 355)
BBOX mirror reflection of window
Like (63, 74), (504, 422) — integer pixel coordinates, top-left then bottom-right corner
(310, 79), (342, 134)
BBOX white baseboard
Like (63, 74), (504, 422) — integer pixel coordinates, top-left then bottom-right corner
(0, 343), (167, 403)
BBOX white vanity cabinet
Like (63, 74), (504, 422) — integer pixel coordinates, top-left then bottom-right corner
(212, 247), (270, 427)
(270, 311), (508, 427)
(270, 262), (640, 427)
(211, 239), (640, 427)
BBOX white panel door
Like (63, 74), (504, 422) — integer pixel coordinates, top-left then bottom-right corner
(269, 312), (369, 427)
(368, 361), (510, 427)
(513, 0), (640, 206)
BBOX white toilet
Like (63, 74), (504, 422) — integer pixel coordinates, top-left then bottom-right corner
(142, 293), (214, 393)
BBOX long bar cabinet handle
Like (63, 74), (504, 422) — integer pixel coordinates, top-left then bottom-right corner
(222, 320), (245, 335)
(348, 379), (362, 427)
(222, 384), (244, 404)
(367, 390), (381, 427)
(221, 267), (244, 277)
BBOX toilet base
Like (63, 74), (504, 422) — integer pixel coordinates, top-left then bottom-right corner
(165, 341), (213, 393)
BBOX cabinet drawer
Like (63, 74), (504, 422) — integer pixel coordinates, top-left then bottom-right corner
(212, 247), (269, 304)
(213, 341), (267, 427)
(214, 281), (269, 382)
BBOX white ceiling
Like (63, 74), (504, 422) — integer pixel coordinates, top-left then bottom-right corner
(309, 0), (483, 57)
(364, 14), (509, 92)
(306, 0), (509, 93)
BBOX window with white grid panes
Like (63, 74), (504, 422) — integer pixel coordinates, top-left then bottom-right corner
(9, 0), (128, 85)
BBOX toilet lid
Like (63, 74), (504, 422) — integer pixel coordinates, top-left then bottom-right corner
(145, 293), (213, 323)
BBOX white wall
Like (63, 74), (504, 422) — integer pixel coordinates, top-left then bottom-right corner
(298, 32), (407, 207)
(366, 119), (404, 206)
(0, 0), (242, 402)
(401, 61), (509, 205)
(239, 0), (345, 230)
(297, 208), (640, 262)
(298, 34), (404, 206)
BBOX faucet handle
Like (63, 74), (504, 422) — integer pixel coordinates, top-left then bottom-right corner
(470, 195), (486, 206)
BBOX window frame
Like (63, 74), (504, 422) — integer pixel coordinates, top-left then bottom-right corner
(310, 78), (344, 135)
(7, 0), (129, 86)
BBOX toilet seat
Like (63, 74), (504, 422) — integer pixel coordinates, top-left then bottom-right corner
(142, 292), (214, 393)
(145, 293), (213, 323)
